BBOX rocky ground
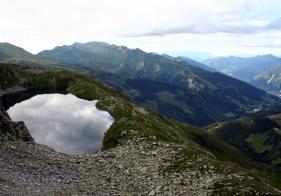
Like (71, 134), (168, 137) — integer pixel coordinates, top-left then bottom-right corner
(0, 130), (218, 195)
(0, 127), (280, 195)
(0, 95), (281, 195)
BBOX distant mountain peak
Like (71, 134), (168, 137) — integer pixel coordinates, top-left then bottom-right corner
(0, 42), (26, 51)
(0, 43), (57, 66)
(0, 42), (16, 46)
(204, 54), (281, 82)
(178, 56), (217, 72)
(257, 54), (275, 58)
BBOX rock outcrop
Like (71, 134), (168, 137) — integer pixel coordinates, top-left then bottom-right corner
(0, 103), (34, 143)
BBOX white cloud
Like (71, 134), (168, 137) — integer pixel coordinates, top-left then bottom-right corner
(0, 0), (281, 56)
(7, 94), (114, 154)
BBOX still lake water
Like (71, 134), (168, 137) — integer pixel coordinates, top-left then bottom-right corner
(7, 94), (114, 155)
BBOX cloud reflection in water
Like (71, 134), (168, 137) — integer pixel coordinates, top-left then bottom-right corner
(7, 94), (114, 154)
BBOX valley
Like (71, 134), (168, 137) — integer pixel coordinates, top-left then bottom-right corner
(2, 42), (279, 127)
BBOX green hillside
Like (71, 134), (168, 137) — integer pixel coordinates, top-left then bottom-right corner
(1, 63), (281, 193)
(0, 42), (57, 66)
(210, 114), (281, 168)
(38, 42), (281, 126)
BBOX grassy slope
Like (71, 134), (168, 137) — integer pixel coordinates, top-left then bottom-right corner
(0, 64), (20, 89)
(1, 63), (281, 191)
(44, 62), (281, 128)
(0, 43), (56, 66)
(210, 116), (281, 168)
(1, 63), (194, 149)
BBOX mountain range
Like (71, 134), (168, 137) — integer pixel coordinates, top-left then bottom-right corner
(1, 42), (281, 193)
(204, 55), (281, 97)
(0, 42), (280, 126)
(165, 50), (214, 61)
(177, 56), (217, 72)
(251, 66), (281, 97)
(36, 42), (281, 126)
(203, 55), (281, 82)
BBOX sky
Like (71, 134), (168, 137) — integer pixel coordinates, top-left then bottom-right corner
(1, 0), (281, 57)
(7, 94), (114, 154)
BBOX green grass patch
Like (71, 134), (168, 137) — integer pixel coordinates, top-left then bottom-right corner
(246, 132), (273, 153)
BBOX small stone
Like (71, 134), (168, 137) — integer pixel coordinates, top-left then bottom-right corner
(140, 167), (147, 173)
(155, 185), (162, 192)
(117, 164), (124, 169)
(10, 145), (16, 150)
(148, 190), (156, 196)
(124, 169), (130, 174)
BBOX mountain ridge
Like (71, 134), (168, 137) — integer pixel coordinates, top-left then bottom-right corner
(1, 42), (281, 126)
(0, 42), (57, 66)
(204, 54), (281, 82)
(251, 66), (281, 97)
(37, 41), (281, 126)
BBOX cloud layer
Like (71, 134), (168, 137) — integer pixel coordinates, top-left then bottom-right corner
(1, 0), (281, 56)
(7, 94), (114, 155)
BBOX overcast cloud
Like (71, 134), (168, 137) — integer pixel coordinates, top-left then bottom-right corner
(0, 0), (281, 56)
(7, 94), (114, 155)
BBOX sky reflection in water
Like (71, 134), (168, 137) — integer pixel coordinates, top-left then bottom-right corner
(7, 94), (114, 154)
